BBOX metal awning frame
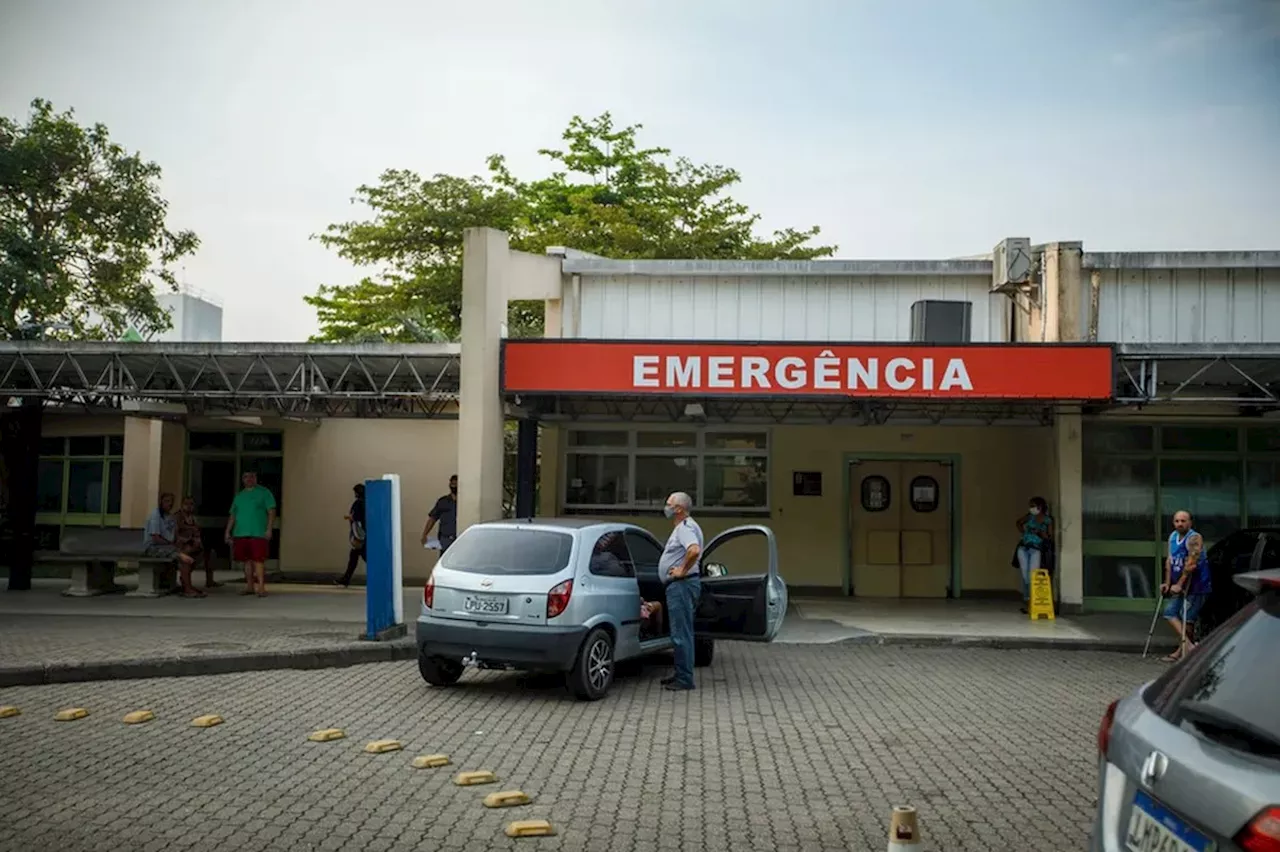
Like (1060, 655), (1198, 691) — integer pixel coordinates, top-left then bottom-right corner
(1114, 344), (1280, 407)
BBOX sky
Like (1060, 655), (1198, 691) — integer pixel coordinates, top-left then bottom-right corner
(2, 0), (1278, 341)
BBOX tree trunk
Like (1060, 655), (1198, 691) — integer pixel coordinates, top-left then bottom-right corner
(1, 398), (43, 591)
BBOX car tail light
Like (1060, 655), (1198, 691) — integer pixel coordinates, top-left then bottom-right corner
(1097, 699), (1119, 757)
(424, 576), (435, 609)
(547, 580), (573, 619)
(1237, 807), (1280, 852)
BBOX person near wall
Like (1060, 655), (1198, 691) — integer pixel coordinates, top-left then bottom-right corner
(420, 474), (458, 553)
(1161, 510), (1212, 663)
(224, 471), (276, 598)
(336, 483), (367, 587)
(144, 492), (203, 598)
(1013, 496), (1054, 614)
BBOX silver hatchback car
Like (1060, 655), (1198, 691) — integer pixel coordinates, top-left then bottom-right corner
(1092, 569), (1280, 852)
(415, 518), (788, 700)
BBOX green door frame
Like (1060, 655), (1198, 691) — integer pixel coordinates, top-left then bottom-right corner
(842, 452), (964, 597)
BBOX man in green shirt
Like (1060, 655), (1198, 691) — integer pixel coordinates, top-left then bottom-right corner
(224, 471), (277, 597)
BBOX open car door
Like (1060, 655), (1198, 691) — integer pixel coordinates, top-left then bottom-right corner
(694, 525), (787, 641)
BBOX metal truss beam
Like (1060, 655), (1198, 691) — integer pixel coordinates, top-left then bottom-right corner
(1114, 351), (1280, 407)
(0, 343), (461, 419)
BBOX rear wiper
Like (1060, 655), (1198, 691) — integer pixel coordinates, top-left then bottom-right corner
(1179, 700), (1280, 757)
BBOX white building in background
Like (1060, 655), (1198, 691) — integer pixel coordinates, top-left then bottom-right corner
(153, 287), (223, 342)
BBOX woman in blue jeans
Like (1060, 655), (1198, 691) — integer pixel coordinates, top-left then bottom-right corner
(1015, 497), (1054, 613)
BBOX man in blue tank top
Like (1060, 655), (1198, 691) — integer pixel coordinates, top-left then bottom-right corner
(1161, 510), (1212, 662)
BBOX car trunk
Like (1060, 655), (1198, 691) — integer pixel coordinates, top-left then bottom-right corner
(426, 525), (577, 628)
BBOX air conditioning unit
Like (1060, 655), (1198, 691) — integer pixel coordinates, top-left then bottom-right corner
(992, 237), (1033, 293)
(911, 301), (972, 343)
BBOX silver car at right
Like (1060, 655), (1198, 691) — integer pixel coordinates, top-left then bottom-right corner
(1092, 569), (1280, 852)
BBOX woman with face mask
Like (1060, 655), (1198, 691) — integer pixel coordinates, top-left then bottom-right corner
(1014, 497), (1053, 613)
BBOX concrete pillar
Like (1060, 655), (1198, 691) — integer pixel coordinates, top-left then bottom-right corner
(120, 417), (186, 528)
(538, 425), (561, 517)
(1055, 408), (1084, 612)
(544, 299), (563, 338)
(457, 228), (509, 532)
(1040, 242), (1085, 342)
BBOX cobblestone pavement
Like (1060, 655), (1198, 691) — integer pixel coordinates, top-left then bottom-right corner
(0, 644), (1162, 852)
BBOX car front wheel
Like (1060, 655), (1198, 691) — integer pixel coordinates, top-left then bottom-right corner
(694, 638), (715, 668)
(567, 627), (614, 701)
(418, 652), (463, 687)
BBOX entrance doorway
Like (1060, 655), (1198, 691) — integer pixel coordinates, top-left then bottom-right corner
(850, 459), (953, 598)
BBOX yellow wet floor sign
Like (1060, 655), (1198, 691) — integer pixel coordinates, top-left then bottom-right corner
(1029, 568), (1055, 621)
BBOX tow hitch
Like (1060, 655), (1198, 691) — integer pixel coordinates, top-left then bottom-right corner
(461, 651), (481, 669)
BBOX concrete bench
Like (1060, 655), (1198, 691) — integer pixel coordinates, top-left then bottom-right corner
(40, 528), (177, 598)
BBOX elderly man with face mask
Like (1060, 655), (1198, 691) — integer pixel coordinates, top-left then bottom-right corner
(657, 491), (704, 692)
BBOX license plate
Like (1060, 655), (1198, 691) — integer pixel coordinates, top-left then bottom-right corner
(1126, 791), (1214, 852)
(463, 595), (508, 615)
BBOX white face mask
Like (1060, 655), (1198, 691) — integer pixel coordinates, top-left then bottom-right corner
(1028, 507), (1041, 516)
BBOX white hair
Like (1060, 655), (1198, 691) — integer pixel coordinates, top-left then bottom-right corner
(669, 492), (693, 511)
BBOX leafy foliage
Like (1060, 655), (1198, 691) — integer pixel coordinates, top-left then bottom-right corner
(308, 113), (836, 341)
(0, 99), (198, 340)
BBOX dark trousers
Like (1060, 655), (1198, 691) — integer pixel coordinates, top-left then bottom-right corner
(339, 546), (366, 585)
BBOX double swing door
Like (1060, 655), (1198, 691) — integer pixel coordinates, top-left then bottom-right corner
(850, 460), (953, 598)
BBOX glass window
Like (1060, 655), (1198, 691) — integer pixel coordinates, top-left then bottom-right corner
(1246, 461), (1280, 528)
(1160, 425), (1239, 453)
(39, 437), (65, 456)
(704, 456), (768, 509)
(1084, 423), (1153, 454)
(440, 528), (573, 576)
(624, 531), (663, 570)
(568, 430), (628, 448)
(66, 460), (104, 514)
(36, 460), (64, 512)
(704, 432), (768, 451)
(189, 458), (237, 516)
(565, 454), (629, 506)
(635, 456), (696, 506)
(107, 435), (125, 456)
(1159, 459), (1242, 543)
(909, 476), (940, 513)
(587, 531), (633, 578)
(1084, 554), (1158, 599)
(67, 436), (105, 457)
(241, 431), (283, 452)
(1246, 427), (1280, 454)
(636, 431), (697, 449)
(106, 461), (123, 515)
(1083, 457), (1157, 540)
(861, 475), (891, 512)
(189, 431), (237, 452)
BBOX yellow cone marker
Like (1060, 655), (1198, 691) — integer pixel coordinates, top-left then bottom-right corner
(308, 728), (346, 742)
(54, 708), (89, 722)
(454, 770), (497, 786)
(364, 739), (403, 754)
(191, 714), (224, 728)
(888, 805), (922, 850)
(122, 710), (155, 725)
(483, 790), (531, 809)
(412, 754), (450, 769)
(505, 820), (556, 838)
(0, 706), (20, 719)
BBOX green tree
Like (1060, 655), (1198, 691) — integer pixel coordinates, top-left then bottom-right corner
(307, 113), (835, 341)
(1, 98), (199, 340)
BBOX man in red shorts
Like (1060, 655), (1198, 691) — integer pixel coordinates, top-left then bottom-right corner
(224, 471), (276, 597)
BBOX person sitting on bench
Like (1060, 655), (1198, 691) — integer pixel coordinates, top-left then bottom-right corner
(144, 493), (203, 598)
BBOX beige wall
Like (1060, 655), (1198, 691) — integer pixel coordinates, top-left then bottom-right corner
(41, 414), (125, 438)
(539, 422), (1056, 594)
(278, 418), (459, 579)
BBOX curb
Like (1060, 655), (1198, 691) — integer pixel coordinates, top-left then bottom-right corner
(835, 632), (1172, 653)
(0, 638), (418, 688)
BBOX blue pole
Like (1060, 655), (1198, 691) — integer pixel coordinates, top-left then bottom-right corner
(364, 478), (395, 639)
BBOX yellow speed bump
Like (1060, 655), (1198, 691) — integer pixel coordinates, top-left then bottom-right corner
(54, 708), (89, 722)
(483, 790), (531, 809)
(190, 714), (224, 728)
(364, 739), (403, 754)
(0, 706), (20, 718)
(454, 770), (497, 786)
(505, 820), (556, 838)
(412, 754), (451, 769)
(308, 728), (346, 742)
(122, 710), (155, 725)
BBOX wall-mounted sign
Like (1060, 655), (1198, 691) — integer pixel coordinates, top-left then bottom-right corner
(501, 341), (1114, 400)
(792, 471), (822, 497)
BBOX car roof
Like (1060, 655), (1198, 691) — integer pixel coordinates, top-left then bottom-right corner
(471, 517), (650, 534)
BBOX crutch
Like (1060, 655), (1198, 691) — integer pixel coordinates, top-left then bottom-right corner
(1141, 592), (1165, 659)
(1180, 594), (1190, 657)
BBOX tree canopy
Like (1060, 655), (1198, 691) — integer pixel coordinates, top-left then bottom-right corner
(0, 98), (198, 340)
(307, 113), (836, 341)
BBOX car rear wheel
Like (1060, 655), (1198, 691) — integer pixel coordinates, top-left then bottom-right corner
(418, 652), (463, 687)
(567, 627), (614, 701)
(694, 638), (715, 667)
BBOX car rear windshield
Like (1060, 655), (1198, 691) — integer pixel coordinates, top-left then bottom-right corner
(1149, 591), (1280, 759)
(440, 528), (574, 576)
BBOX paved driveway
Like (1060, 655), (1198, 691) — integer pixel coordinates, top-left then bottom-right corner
(0, 644), (1162, 851)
